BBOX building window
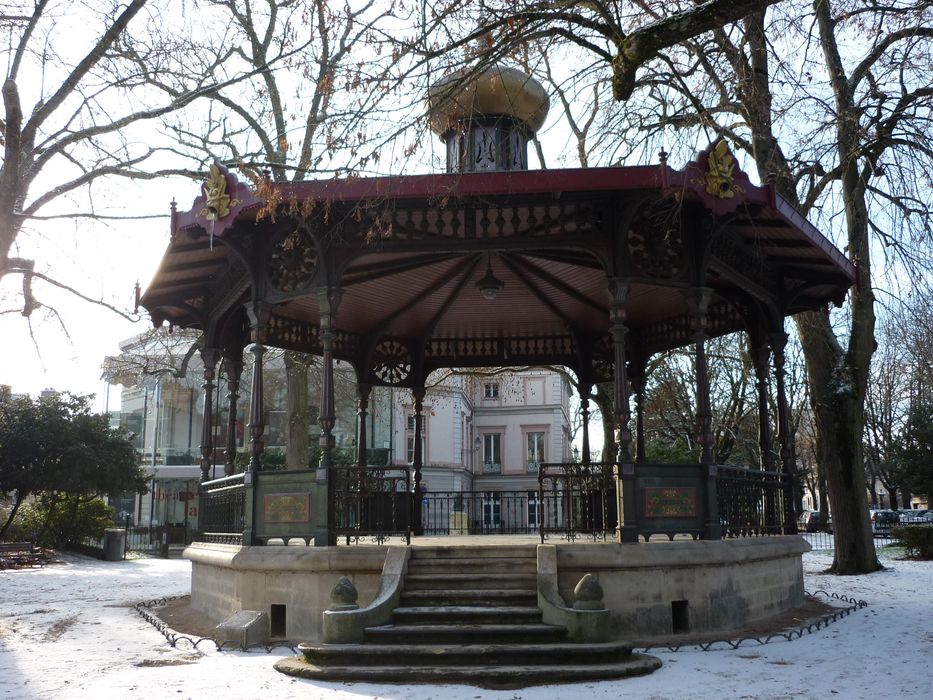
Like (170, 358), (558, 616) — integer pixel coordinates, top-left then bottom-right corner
(483, 492), (501, 526)
(406, 414), (426, 464)
(483, 433), (502, 473)
(526, 431), (545, 473)
(484, 383), (499, 399)
(528, 491), (540, 528)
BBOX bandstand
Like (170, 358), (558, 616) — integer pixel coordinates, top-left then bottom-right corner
(140, 67), (853, 676)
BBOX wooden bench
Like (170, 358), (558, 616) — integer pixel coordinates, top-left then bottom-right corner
(0, 542), (46, 569)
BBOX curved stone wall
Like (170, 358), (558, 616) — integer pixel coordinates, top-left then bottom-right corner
(186, 536), (809, 642)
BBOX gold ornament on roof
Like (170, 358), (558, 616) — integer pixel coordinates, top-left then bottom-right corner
(199, 163), (239, 221)
(698, 141), (744, 199)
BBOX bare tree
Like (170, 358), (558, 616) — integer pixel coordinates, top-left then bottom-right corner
(0, 1), (243, 318)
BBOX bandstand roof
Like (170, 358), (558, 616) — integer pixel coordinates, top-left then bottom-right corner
(141, 147), (854, 387)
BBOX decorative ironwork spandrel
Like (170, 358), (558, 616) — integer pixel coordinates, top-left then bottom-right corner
(627, 199), (683, 278)
(268, 230), (317, 293)
(371, 339), (412, 384)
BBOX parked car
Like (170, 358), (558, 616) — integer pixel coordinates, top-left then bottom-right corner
(797, 510), (820, 532)
(869, 509), (899, 536)
(797, 510), (823, 532)
(898, 510), (927, 523)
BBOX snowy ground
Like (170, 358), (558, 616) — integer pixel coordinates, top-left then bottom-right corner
(1, 548), (931, 700)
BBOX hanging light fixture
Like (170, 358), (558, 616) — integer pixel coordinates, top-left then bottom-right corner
(475, 253), (504, 300)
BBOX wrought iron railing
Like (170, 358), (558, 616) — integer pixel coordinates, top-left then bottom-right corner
(716, 465), (786, 537)
(331, 465), (411, 545)
(421, 490), (542, 536)
(198, 473), (246, 544)
(538, 461), (617, 542)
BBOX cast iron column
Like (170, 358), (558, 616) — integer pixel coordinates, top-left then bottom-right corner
(246, 343), (266, 472)
(631, 374), (647, 464)
(316, 287), (340, 546)
(687, 288), (720, 539)
(771, 330), (798, 534)
(609, 280), (637, 543)
(579, 381), (592, 466)
(198, 348), (220, 482)
(751, 343), (775, 471)
(223, 354), (243, 476)
(751, 340), (778, 530)
(411, 387), (425, 536)
(356, 383), (371, 469)
(687, 289), (714, 465)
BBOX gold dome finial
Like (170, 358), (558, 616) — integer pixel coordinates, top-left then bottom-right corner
(426, 65), (549, 136)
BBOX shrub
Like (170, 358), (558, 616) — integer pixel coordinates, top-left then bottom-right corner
(21, 496), (115, 548)
(891, 525), (933, 559)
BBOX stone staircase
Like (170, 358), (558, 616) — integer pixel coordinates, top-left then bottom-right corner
(278, 545), (661, 687)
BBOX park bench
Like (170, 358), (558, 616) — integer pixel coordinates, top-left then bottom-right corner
(0, 542), (47, 569)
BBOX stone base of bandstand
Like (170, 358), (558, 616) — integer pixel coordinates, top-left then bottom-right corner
(184, 535), (810, 643)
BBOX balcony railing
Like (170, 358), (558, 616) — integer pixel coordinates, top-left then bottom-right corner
(482, 462), (501, 474)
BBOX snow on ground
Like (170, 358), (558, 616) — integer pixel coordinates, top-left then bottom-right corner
(1, 548), (931, 700)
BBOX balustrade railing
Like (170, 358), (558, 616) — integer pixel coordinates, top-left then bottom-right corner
(331, 465), (411, 544)
(716, 465), (787, 537)
(538, 461), (617, 542)
(198, 473), (246, 544)
(192, 462), (793, 547)
(421, 490), (541, 536)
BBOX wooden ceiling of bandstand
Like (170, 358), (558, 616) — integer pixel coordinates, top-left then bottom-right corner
(141, 152), (854, 387)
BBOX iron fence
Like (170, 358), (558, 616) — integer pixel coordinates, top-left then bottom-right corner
(198, 473), (246, 544)
(421, 490), (541, 536)
(331, 465), (411, 544)
(716, 465), (787, 537)
(538, 461), (617, 542)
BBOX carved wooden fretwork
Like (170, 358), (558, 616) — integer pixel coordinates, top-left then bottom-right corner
(266, 315), (361, 360)
(627, 199), (683, 278)
(641, 315), (691, 352)
(706, 302), (746, 337)
(268, 315), (319, 348)
(425, 337), (500, 360)
(268, 229), (317, 293)
(371, 339), (412, 385)
(348, 200), (601, 242)
(506, 335), (575, 359)
(423, 335), (576, 370)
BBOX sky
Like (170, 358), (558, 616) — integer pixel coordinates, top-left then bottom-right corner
(0, 177), (176, 411)
(1, 547), (931, 699)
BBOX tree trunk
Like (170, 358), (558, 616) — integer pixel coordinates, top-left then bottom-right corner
(0, 494), (25, 539)
(798, 312), (878, 573)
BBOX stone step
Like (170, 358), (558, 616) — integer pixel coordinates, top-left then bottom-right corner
(274, 656), (664, 687)
(364, 622), (566, 645)
(391, 605), (543, 624)
(409, 546), (536, 560)
(299, 641), (634, 667)
(403, 573), (537, 591)
(399, 589), (537, 607)
(406, 557), (536, 574)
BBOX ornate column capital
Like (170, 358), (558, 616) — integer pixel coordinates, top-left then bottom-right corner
(245, 302), (271, 344)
